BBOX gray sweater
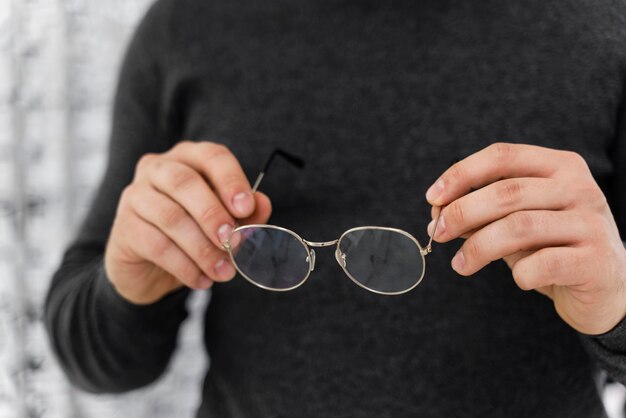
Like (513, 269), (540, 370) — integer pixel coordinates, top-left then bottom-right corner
(45, 0), (626, 416)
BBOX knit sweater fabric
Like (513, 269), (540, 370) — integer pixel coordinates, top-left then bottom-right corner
(45, 0), (626, 416)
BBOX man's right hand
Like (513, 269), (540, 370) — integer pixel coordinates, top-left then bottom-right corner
(104, 141), (272, 305)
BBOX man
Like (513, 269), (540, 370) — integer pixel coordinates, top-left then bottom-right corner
(45, 0), (626, 416)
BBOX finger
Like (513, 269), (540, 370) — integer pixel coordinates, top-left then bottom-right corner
(510, 247), (591, 290)
(425, 143), (590, 206)
(452, 210), (588, 276)
(128, 185), (236, 282)
(432, 178), (574, 242)
(122, 210), (212, 290)
(503, 250), (535, 270)
(240, 192), (273, 225)
(168, 142), (256, 218)
(221, 192), (273, 251)
(146, 159), (235, 247)
(430, 205), (437, 220)
(427, 206), (443, 237)
(428, 221), (476, 240)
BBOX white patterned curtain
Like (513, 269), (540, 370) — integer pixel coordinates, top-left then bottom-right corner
(0, 1), (208, 417)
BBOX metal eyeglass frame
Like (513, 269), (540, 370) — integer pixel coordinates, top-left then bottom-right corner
(222, 149), (442, 295)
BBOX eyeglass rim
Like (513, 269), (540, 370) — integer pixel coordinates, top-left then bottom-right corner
(226, 224), (427, 295)
(226, 224), (314, 292)
(336, 226), (427, 296)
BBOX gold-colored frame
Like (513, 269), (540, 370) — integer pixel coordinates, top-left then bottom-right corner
(224, 224), (431, 296)
(221, 149), (441, 296)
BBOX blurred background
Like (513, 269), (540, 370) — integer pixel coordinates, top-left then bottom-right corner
(0, 0), (209, 417)
(1, 0), (625, 417)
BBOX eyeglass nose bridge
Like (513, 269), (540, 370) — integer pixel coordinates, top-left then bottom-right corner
(303, 239), (339, 248)
(302, 238), (340, 272)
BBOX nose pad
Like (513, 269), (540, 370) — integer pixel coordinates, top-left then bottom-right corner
(307, 249), (316, 271)
(335, 248), (346, 268)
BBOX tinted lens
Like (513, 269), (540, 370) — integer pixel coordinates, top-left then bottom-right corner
(228, 226), (311, 290)
(337, 228), (425, 294)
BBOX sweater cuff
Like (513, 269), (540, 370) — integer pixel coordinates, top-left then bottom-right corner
(94, 263), (191, 330)
(585, 242), (626, 349)
(580, 314), (626, 384)
(585, 316), (626, 351)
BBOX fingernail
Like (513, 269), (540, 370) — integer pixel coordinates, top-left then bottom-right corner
(426, 179), (444, 204)
(217, 224), (233, 244)
(451, 250), (465, 272)
(427, 215), (445, 238)
(232, 192), (254, 216)
(215, 258), (236, 280)
(199, 275), (213, 289)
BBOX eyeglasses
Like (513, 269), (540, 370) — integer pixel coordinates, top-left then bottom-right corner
(223, 149), (441, 295)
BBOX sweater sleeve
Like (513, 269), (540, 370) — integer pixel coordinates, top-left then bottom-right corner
(44, 0), (190, 393)
(578, 80), (626, 385)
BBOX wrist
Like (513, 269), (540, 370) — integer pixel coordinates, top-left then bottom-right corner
(104, 255), (183, 305)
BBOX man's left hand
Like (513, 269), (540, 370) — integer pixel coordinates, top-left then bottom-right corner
(426, 143), (626, 335)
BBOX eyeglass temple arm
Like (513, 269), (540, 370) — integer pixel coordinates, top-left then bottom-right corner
(423, 207), (443, 255)
(251, 148), (305, 192)
(249, 149), (442, 255)
(423, 158), (459, 255)
(225, 149), (304, 248)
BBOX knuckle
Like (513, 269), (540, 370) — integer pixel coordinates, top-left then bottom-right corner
(177, 261), (201, 284)
(203, 142), (231, 161)
(172, 140), (195, 153)
(586, 213), (608, 242)
(197, 245), (218, 268)
(447, 200), (466, 227)
(591, 185), (608, 205)
(221, 173), (246, 192)
(447, 162), (467, 185)
(505, 212), (535, 238)
(159, 204), (188, 228)
(119, 185), (142, 214)
(495, 180), (523, 207)
(119, 185), (135, 204)
(463, 236), (482, 261)
(513, 273), (536, 290)
(542, 255), (563, 278)
(197, 244), (216, 268)
(147, 235), (172, 259)
(562, 150), (588, 170)
(582, 183), (608, 209)
(200, 203), (226, 226)
(137, 153), (158, 172)
(489, 142), (514, 164)
(512, 268), (533, 291)
(167, 164), (199, 191)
